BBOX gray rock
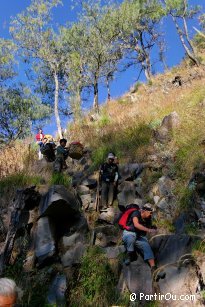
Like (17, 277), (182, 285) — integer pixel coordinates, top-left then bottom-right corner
(156, 197), (169, 211)
(60, 242), (86, 267)
(118, 163), (144, 181)
(150, 234), (201, 266)
(47, 274), (67, 306)
(117, 181), (137, 208)
(34, 216), (56, 264)
(39, 185), (81, 218)
(77, 185), (90, 195)
(81, 178), (97, 189)
(69, 215), (88, 234)
(105, 245), (125, 259)
(118, 256), (152, 297)
(155, 111), (180, 143)
(93, 225), (119, 238)
(61, 233), (83, 249)
(98, 207), (118, 224)
(156, 263), (201, 306)
(79, 157), (87, 165)
(158, 176), (174, 197)
(174, 213), (187, 234)
(80, 194), (91, 210)
(153, 195), (160, 204)
(95, 232), (108, 247)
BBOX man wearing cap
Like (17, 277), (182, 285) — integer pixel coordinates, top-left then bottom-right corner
(122, 204), (166, 280)
(99, 153), (119, 210)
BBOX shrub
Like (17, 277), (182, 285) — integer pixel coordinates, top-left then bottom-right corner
(68, 246), (117, 306)
(49, 173), (71, 186)
(0, 173), (42, 196)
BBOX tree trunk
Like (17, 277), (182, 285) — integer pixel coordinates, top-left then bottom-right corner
(93, 77), (99, 113)
(106, 76), (111, 103)
(138, 32), (152, 81)
(54, 71), (63, 139)
(172, 15), (199, 66)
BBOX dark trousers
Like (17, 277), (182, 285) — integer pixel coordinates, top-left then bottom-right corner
(101, 181), (114, 208)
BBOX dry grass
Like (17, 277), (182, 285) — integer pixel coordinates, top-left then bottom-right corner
(67, 63), (205, 170)
(0, 138), (38, 179)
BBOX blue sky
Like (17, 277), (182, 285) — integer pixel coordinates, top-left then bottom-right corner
(0, 0), (204, 135)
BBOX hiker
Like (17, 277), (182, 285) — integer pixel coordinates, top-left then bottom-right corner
(121, 204), (166, 280)
(53, 138), (70, 172)
(35, 128), (44, 160)
(99, 153), (119, 210)
(40, 137), (56, 162)
(0, 278), (18, 306)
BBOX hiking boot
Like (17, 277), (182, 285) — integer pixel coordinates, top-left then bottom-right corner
(124, 252), (135, 266)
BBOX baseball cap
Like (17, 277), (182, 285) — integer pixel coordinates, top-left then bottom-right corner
(108, 153), (115, 159)
(142, 204), (153, 212)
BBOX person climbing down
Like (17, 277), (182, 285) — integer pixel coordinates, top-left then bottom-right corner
(40, 137), (56, 162)
(99, 153), (119, 211)
(121, 204), (166, 281)
(35, 128), (44, 160)
(53, 138), (70, 172)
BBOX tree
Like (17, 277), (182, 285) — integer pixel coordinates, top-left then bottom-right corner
(0, 38), (16, 83)
(10, 0), (67, 138)
(66, 0), (123, 112)
(117, 0), (164, 81)
(162, 0), (200, 65)
(0, 85), (51, 143)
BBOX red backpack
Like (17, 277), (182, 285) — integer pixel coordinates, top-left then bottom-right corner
(118, 204), (139, 230)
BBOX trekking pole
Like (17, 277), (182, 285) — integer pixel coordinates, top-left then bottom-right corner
(95, 171), (100, 212)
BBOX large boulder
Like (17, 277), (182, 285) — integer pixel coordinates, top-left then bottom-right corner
(155, 262), (202, 306)
(118, 256), (152, 298)
(47, 274), (67, 306)
(34, 216), (56, 265)
(98, 207), (119, 224)
(93, 225), (121, 247)
(118, 163), (144, 181)
(60, 242), (86, 267)
(117, 181), (139, 208)
(155, 111), (180, 143)
(39, 185), (81, 219)
(150, 234), (201, 266)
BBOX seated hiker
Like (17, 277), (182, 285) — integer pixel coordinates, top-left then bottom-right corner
(40, 137), (56, 162)
(54, 138), (69, 171)
(99, 153), (119, 210)
(0, 278), (19, 306)
(121, 204), (166, 280)
(35, 128), (44, 160)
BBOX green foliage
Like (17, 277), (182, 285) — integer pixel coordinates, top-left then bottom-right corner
(69, 246), (117, 307)
(149, 118), (161, 129)
(192, 239), (205, 253)
(0, 173), (42, 195)
(49, 173), (71, 186)
(91, 145), (111, 169)
(4, 259), (50, 307)
(146, 170), (163, 186)
(185, 222), (199, 235)
(177, 186), (194, 210)
(96, 113), (111, 128)
(91, 122), (152, 168)
(0, 85), (51, 143)
(0, 38), (16, 82)
(154, 218), (175, 233)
